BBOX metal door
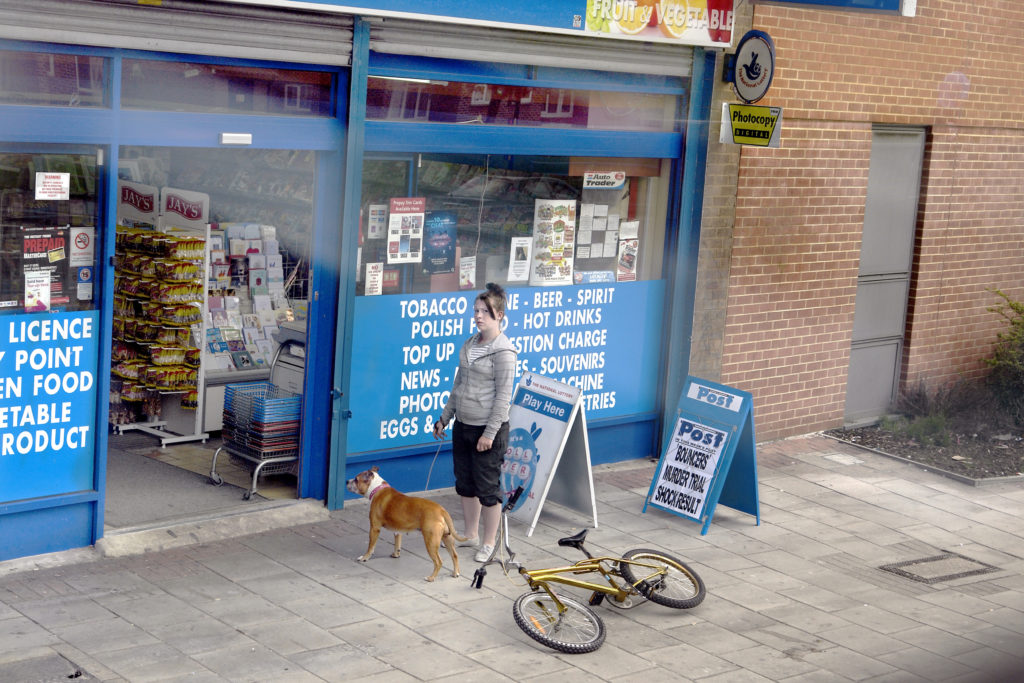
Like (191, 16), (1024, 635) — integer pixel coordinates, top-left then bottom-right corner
(845, 127), (925, 423)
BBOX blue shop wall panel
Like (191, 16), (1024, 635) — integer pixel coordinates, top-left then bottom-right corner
(1, 501), (94, 561)
(341, 419), (655, 500)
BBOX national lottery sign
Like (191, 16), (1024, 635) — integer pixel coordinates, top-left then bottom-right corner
(650, 417), (727, 520)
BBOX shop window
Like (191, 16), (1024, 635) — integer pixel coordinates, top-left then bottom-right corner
(367, 77), (679, 132)
(0, 51), (106, 107)
(0, 151), (100, 313)
(121, 60), (334, 117)
(357, 154), (667, 295)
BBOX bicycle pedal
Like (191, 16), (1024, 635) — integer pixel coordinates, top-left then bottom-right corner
(472, 567), (486, 589)
(588, 592), (605, 606)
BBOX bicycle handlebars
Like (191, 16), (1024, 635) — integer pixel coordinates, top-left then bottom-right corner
(504, 486), (524, 512)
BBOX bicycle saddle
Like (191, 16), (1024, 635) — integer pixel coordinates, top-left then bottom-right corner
(557, 529), (589, 549)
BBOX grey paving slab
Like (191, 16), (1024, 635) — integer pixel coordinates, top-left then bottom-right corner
(191, 641), (320, 681)
(241, 616), (344, 656)
(641, 642), (738, 678)
(877, 645), (977, 681)
(719, 643), (822, 680)
(96, 642), (212, 682)
(52, 617), (159, 654)
(286, 642), (395, 680)
(144, 617), (256, 656)
(0, 614), (64, 654)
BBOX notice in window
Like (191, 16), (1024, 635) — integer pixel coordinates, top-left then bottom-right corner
(387, 197), (424, 264)
(507, 236), (532, 282)
(529, 199), (576, 287)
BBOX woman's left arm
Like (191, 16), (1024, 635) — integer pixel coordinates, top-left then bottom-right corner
(481, 347), (517, 442)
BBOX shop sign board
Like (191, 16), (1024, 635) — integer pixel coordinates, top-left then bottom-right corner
(0, 311), (99, 502)
(643, 376), (759, 535)
(259, 1), (735, 47)
(502, 372), (597, 536)
(720, 103), (782, 148)
(347, 280), (663, 453)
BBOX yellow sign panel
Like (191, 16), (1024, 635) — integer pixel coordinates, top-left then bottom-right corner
(720, 103), (782, 148)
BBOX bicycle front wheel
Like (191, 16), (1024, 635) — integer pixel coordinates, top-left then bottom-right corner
(512, 592), (606, 654)
(619, 549), (706, 609)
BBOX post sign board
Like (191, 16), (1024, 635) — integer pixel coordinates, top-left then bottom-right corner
(644, 376), (759, 534)
(501, 372), (597, 536)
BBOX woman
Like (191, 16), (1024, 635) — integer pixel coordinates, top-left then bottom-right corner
(433, 282), (517, 562)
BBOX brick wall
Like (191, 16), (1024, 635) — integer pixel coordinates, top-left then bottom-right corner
(701, 1), (1024, 441)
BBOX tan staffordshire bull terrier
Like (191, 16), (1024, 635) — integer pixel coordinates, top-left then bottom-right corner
(346, 466), (469, 582)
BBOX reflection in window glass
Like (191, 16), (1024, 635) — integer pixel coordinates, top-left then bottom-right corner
(367, 77), (679, 132)
(0, 51), (106, 107)
(121, 60), (334, 116)
(358, 154), (667, 295)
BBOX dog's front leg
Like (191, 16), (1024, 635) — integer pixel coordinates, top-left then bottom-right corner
(391, 532), (402, 558)
(358, 525), (381, 562)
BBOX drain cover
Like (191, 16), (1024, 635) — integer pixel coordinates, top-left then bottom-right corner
(880, 552), (999, 584)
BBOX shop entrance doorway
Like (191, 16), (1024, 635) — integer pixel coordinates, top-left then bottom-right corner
(104, 146), (319, 528)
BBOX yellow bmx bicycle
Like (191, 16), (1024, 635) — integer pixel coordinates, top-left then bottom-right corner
(472, 488), (706, 654)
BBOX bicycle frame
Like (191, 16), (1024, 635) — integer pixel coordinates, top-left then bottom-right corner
(518, 556), (669, 611)
(474, 487), (669, 611)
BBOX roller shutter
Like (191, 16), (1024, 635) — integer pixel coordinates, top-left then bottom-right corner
(368, 16), (693, 78)
(0, 0), (352, 66)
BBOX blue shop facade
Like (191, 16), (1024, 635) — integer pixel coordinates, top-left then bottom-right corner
(0, 0), (733, 561)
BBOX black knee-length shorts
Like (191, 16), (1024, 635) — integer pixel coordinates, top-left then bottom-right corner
(451, 420), (508, 507)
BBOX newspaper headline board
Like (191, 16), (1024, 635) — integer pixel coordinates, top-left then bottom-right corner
(644, 376), (759, 535)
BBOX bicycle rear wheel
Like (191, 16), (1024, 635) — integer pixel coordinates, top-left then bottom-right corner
(512, 592), (606, 654)
(619, 549), (706, 609)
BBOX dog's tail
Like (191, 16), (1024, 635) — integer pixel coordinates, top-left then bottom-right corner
(441, 509), (469, 542)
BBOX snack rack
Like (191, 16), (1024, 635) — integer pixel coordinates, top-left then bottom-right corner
(209, 380), (301, 500)
(110, 223), (210, 446)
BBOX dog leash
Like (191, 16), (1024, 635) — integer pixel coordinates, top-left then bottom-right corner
(424, 438), (444, 491)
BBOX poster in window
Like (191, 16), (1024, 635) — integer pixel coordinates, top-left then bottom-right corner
(386, 197), (424, 264)
(617, 238), (638, 282)
(367, 203), (388, 240)
(24, 269), (50, 312)
(507, 236), (532, 282)
(529, 199), (576, 287)
(422, 211), (457, 274)
(459, 255), (476, 290)
(19, 226), (69, 308)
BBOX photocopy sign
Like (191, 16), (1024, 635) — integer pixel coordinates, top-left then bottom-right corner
(645, 377), (759, 534)
(720, 103), (782, 148)
(0, 311), (99, 501)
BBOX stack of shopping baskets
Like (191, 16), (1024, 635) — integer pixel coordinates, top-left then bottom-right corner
(209, 381), (301, 499)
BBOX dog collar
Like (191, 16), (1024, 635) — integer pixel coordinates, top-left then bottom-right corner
(368, 482), (390, 500)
